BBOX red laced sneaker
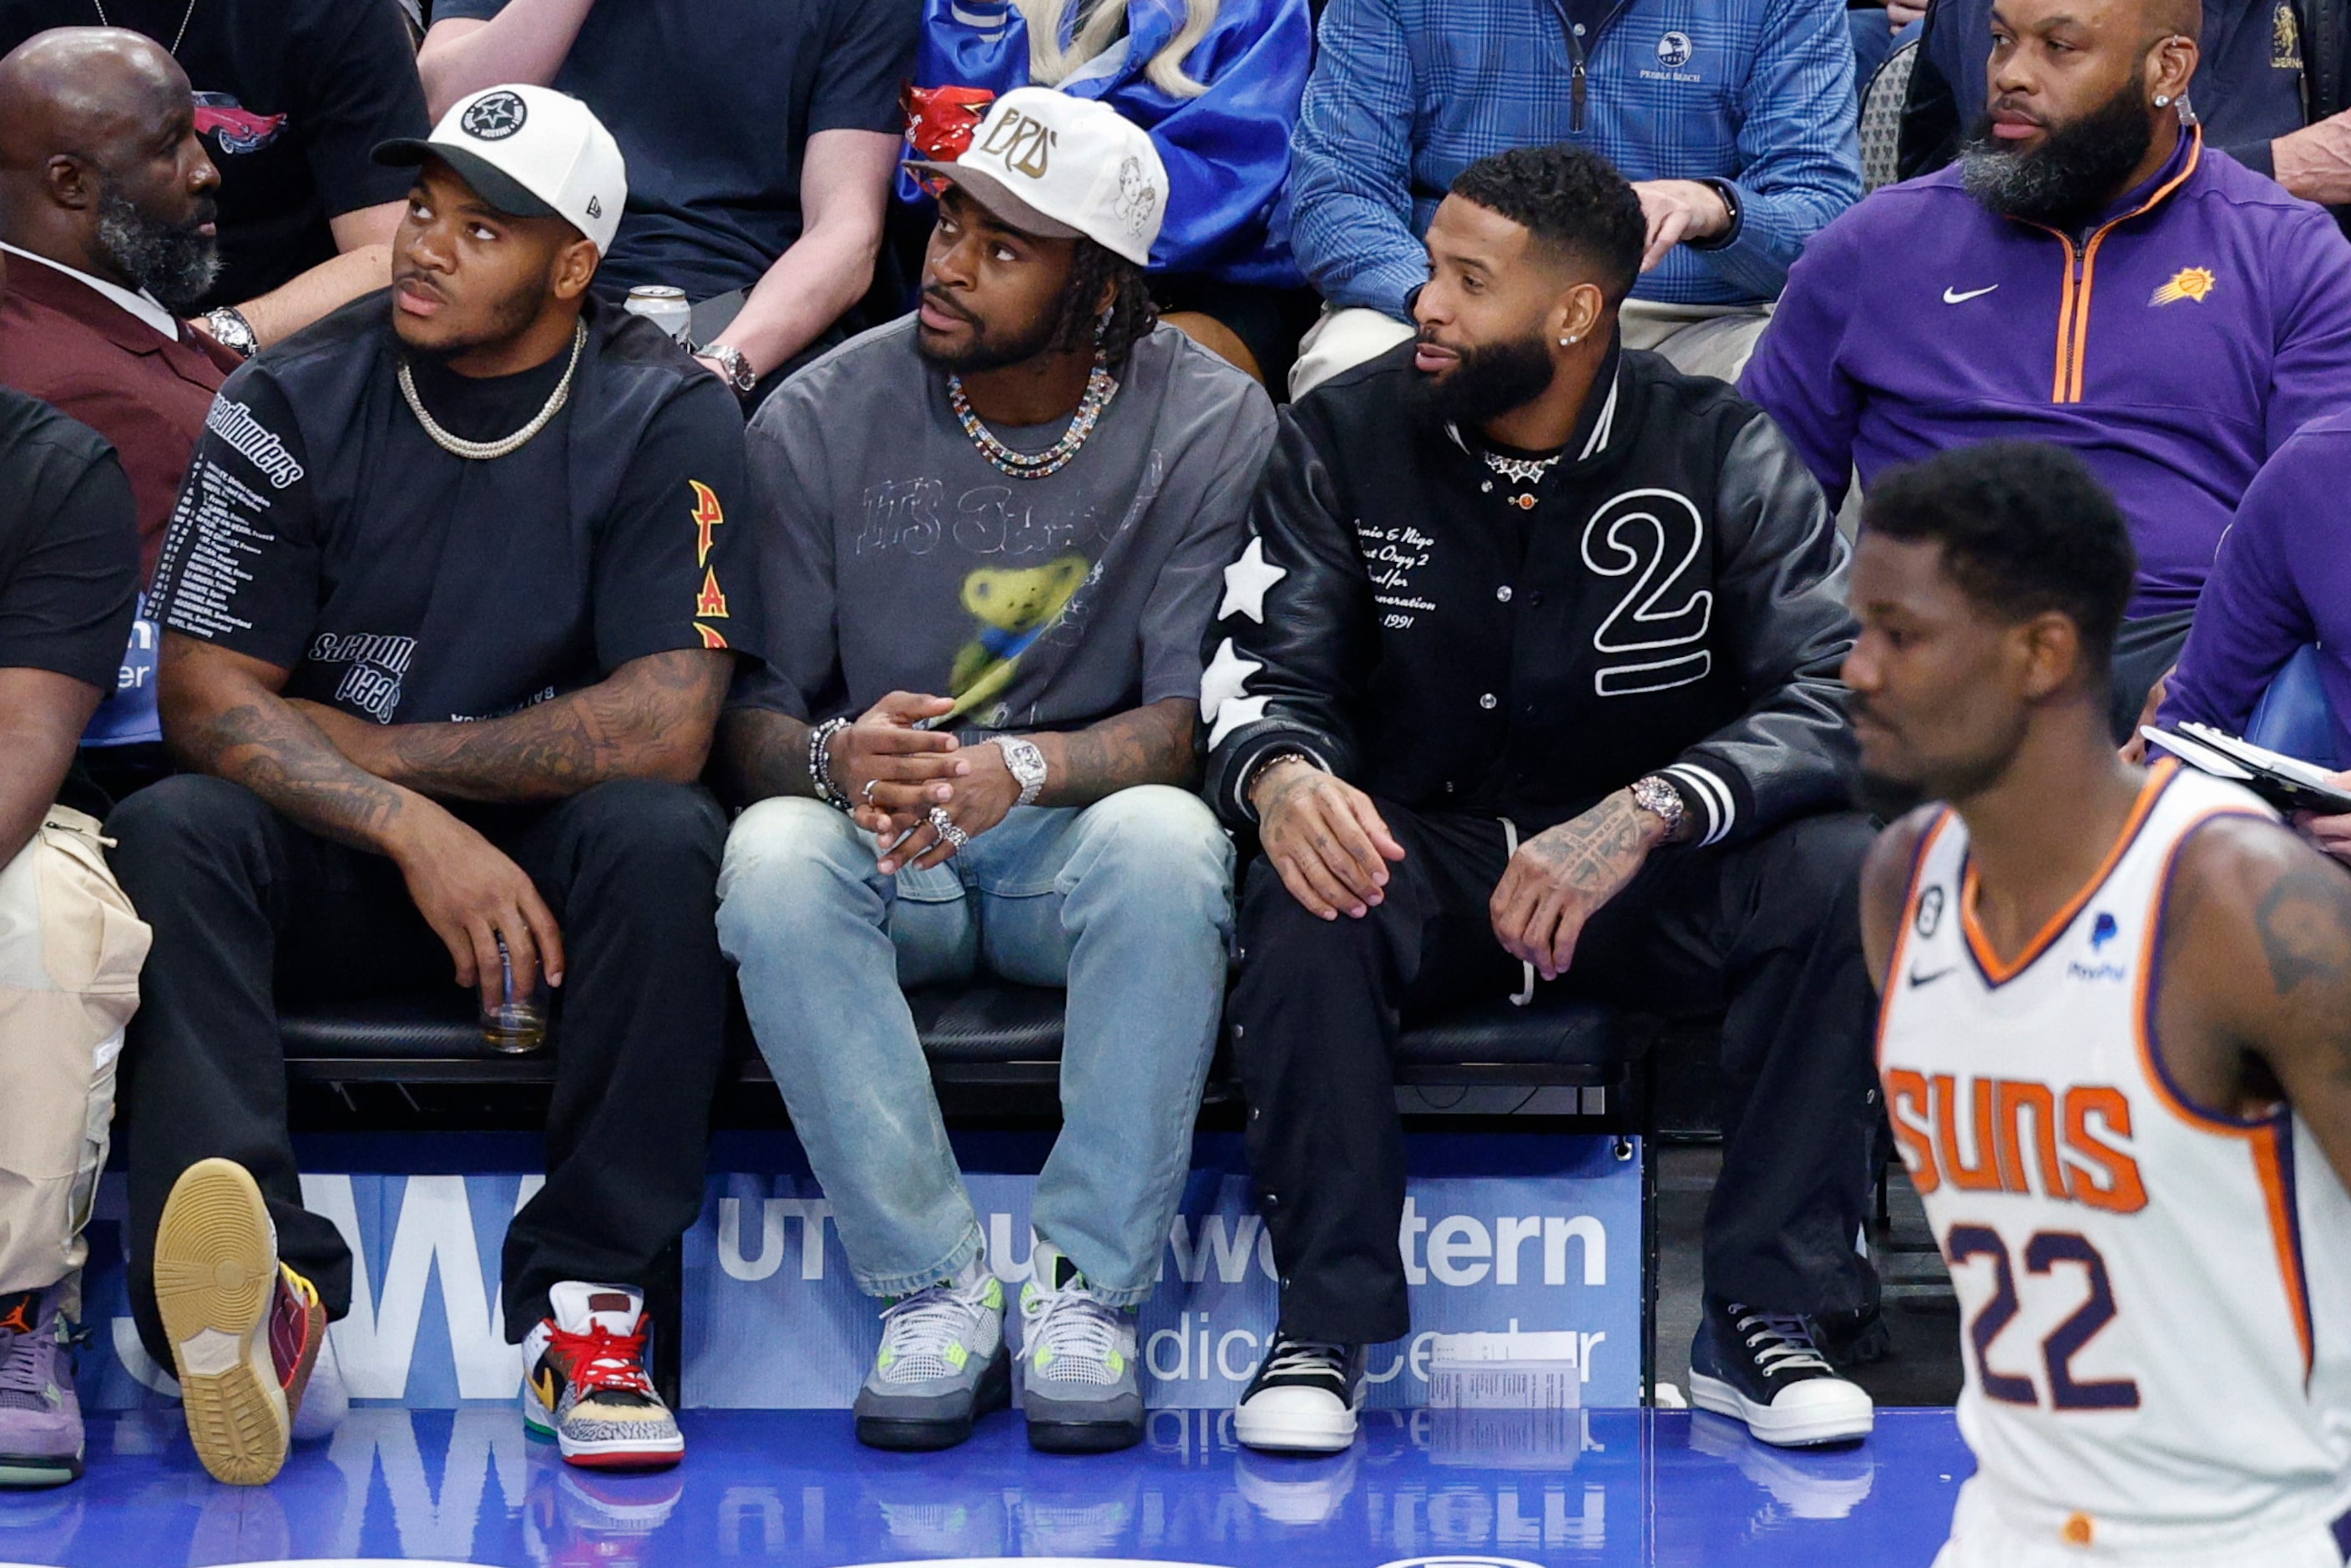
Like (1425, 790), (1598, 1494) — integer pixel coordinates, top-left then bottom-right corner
(521, 1283), (682, 1470)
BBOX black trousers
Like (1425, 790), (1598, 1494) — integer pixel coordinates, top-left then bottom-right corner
(106, 774), (732, 1367)
(1230, 802), (1882, 1346)
(2109, 609), (2196, 743)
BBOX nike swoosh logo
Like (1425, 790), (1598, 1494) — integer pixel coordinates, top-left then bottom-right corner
(1907, 964), (1957, 988)
(1943, 285), (1999, 304)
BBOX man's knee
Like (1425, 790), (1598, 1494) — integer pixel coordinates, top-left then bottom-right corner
(103, 776), (277, 905)
(1066, 787), (1233, 911)
(716, 796), (875, 938)
(1233, 853), (1388, 969)
(1288, 306), (1418, 400)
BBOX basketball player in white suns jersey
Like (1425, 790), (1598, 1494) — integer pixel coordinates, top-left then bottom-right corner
(1847, 443), (2351, 1568)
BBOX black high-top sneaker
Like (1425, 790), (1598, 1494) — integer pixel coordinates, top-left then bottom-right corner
(1688, 1297), (1875, 1447)
(1233, 1333), (1362, 1454)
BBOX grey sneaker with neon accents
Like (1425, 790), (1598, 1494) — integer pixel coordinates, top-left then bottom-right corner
(1018, 1243), (1143, 1453)
(854, 1259), (1009, 1451)
(522, 1282), (684, 1470)
(152, 1157), (330, 1485)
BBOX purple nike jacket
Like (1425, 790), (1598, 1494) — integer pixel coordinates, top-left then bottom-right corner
(2159, 411), (2351, 761)
(1742, 129), (2351, 619)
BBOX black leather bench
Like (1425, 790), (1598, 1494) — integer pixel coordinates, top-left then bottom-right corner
(281, 983), (1657, 1115)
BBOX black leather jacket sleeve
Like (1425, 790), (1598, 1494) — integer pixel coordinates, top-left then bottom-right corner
(1665, 411), (1859, 848)
(1201, 404), (1374, 825)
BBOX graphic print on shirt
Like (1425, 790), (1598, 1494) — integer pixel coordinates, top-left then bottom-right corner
(308, 632), (417, 722)
(2150, 266), (2217, 307)
(1582, 488), (1712, 695)
(946, 555), (1090, 719)
(689, 479), (729, 649)
(191, 92), (287, 154)
(1353, 517), (1436, 631)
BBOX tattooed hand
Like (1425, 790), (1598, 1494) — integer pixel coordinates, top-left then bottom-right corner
(875, 743), (1020, 874)
(1491, 790), (1667, 980)
(1251, 756), (1406, 920)
(837, 690), (972, 834)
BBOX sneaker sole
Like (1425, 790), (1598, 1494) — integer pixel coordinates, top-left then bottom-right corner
(1686, 1371), (1874, 1447)
(855, 1350), (1011, 1453)
(154, 1158), (288, 1486)
(0, 1453), (82, 1487)
(1027, 1401), (1144, 1454)
(1233, 1404), (1358, 1454)
(557, 1434), (686, 1471)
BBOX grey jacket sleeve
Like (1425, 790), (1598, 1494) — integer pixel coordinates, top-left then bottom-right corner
(1199, 404), (1377, 826)
(1663, 411), (1859, 847)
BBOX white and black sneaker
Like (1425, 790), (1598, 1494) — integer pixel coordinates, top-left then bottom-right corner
(1233, 1333), (1362, 1454)
(1687, 1297), (1874, 1447)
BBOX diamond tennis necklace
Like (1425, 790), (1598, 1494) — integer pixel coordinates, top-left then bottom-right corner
(1484, 448), (1563, 487)
(398, 320), (586, 463)
(91, 0), (199, 54)
(948, 354), (1118, 482)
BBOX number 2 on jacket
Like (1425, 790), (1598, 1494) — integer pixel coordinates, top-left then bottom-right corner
(1584, 488), (1712, 696)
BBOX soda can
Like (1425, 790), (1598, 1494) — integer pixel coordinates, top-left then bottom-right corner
(624, 285), (693, 346)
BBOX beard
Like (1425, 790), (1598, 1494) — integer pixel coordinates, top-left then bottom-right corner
(1403, 331), (1558, 427)
(1959, 72), (2156, 230)
(914, 287), (1062, 373)
(93, 185), (220, 313)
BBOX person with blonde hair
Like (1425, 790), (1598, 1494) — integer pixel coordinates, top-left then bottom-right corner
(902, 0), (1311, 385)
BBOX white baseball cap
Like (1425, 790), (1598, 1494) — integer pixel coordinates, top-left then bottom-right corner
(376, 83), (626, 255)
(906, 87), (1168, 267)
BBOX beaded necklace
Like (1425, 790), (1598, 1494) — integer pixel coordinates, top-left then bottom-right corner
(948, 354), (1118, 482)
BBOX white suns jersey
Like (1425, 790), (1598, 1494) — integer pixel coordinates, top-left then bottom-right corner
(1879, 761), (2351, 1549)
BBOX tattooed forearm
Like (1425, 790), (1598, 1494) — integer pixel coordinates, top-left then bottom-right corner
(1522, 793), (1662, 889)
(166, 657), (412, 852)
(714, 706), (818, 807)
(340, 650), (732, 804)
(1034, 698), (1198, 807)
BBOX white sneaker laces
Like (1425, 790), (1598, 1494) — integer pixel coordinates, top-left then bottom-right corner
(1021, 1281), (1124, 1385)
(877, 1279), (993, 1383)
(1731, 1306), (1833, 1378)
(1259, 1336), (1348, 1383)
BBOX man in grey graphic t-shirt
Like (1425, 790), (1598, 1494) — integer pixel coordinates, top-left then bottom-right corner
(712, 90), (1274, 1457)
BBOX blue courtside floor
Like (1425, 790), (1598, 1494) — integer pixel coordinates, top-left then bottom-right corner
(0, 1406), (1970, 1566)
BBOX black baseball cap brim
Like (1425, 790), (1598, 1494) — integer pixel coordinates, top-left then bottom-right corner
(374, 138), (559, 224)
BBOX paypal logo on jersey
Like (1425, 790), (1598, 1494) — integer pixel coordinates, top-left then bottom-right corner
(2070, 913), (2127, 982)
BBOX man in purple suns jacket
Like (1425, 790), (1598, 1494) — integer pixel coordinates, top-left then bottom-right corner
(1742, 0), (2351, 739)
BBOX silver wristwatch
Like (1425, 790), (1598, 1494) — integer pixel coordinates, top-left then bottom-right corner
(988, 735), (1048, 807)
(1628, 774), (1688, 840)
(201, 306), (259, 360)
(702, 341), (757, 394)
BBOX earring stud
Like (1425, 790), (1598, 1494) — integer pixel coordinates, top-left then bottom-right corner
(2154, 94), (2172, 107)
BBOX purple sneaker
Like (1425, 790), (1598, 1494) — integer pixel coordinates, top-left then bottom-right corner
(0, 1287), (80, 1487)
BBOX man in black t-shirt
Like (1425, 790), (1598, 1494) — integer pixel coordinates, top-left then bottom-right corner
(417, 0), (916, 403)
(0, 378), (146, 1492)
(0, 0), (430, 349)
(109, 86), (755, 1486)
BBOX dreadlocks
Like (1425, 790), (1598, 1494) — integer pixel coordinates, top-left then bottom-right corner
(1049, 238), (1157, 367)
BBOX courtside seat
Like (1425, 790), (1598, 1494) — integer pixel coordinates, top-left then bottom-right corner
(279, 983), (1655, 1109)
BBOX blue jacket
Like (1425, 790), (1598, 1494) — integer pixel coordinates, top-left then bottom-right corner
(902, 0), (1311, 286)
(1287, 0), (1862, 317)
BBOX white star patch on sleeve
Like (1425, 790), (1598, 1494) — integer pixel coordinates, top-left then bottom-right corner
(1216, 536), (1287, 624)
(1200, 636), (1263, 721)
(1206, 694), (1271, 750)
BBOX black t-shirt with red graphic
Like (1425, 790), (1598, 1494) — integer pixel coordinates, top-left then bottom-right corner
(0, 0), (430, 308)
(146, 292), (756, 728)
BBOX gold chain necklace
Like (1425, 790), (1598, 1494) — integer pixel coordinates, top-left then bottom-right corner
(397, 321), (587, 463)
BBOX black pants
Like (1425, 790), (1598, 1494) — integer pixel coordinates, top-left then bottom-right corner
(106, 775), (732, 1367)
(2110, 609), (2196, 743)
(1230, 802), (1882, 1346)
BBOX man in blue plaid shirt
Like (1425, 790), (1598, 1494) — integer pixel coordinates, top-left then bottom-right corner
(1283, 0), (1863, 397)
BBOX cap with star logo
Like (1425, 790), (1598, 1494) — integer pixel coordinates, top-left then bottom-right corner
(374, 83), (626, 255)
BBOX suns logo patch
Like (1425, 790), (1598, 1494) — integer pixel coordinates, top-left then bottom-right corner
(2150, 266), (2217, 306)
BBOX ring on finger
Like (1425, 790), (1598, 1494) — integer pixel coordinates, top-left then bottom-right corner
(862, 779), (881, 803)
(927, 804), (969, 849)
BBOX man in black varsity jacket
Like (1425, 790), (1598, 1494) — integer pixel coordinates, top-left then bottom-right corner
(1206, 144), (1880, 1454)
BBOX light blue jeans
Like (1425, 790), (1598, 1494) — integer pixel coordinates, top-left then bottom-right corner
(715, 786), (1233, 1307)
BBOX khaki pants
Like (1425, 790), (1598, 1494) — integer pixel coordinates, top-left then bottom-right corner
(0, 807), (151, 1309)
(1287, 298), (1773, 402)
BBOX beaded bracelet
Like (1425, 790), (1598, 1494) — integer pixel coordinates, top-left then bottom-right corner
(807, 716), (854, 812)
